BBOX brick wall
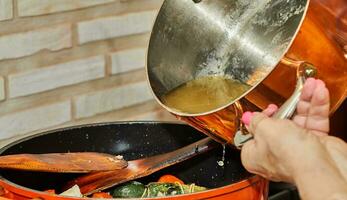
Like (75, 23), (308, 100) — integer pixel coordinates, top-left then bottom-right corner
(0, 0), (176, 143)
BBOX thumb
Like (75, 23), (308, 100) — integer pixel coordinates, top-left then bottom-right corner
(241, 104), (278, 126)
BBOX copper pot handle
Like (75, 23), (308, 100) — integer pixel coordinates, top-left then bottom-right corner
(234, 58), (317, 149)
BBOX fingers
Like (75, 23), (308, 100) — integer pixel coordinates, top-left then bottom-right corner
(241, 111), (254, 126)
(310, 80), (330, 115)
(241, 104), (278, 126)
(263, 104), (278, 116)
(300, 77), (317, 102)
(294, 78), (330, 134)
(312, 80), (330, 106)
(296, 78), (330, 115)
(305, 79), (330, 133)
(295, 78), (317, 117)
(240, 139), (269, 178)
(241, 113), (286, 180)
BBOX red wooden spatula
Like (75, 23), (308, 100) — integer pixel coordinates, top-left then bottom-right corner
(66, 137), (217, 195)
(0, 152), (127, 173)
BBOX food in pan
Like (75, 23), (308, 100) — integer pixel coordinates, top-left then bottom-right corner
(112, 181), (207, 198)
(53, 174), (207, 198)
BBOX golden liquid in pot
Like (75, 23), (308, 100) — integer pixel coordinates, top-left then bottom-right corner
(161, 76), (251, 114)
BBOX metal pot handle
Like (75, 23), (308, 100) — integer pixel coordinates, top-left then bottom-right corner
(234, 58), (317, 149)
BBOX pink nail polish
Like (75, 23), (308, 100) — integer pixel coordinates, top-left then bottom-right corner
(242, 111), (253, 126)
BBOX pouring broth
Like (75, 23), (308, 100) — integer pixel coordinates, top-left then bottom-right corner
(161, 76), (251, 114)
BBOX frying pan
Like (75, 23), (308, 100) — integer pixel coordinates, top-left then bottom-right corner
(0, 122), (267, 199)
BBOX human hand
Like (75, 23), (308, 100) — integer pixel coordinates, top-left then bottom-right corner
(241, 78), (330, 134)
(240, 78), (331, 182)
(240, 79), (347, 200)
(240, 113), (325, 182)
(241, 113), (347, 200)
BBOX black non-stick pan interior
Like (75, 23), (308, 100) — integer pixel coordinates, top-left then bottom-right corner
(0, 122), (252, 193)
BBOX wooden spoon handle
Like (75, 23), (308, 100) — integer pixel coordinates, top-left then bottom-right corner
(0, 152), (127, 173)
(68, 138), (217, 195)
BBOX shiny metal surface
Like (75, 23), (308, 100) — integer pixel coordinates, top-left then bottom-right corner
(148, 0), (307, 116)
(147, 0), (347, 145)
(234, 63), (317, 148)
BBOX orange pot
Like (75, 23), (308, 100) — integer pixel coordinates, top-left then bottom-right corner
(0, 122), (268, 200)
(0, 176), (267, 200)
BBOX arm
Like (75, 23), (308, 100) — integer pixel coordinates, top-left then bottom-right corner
(295, 135), (347, 200)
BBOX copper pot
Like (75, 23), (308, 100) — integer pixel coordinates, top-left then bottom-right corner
(147, 0), (347, 146)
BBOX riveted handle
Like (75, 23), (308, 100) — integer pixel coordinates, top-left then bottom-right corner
(234, 59), (317, 149)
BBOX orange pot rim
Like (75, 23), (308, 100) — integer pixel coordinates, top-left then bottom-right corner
(0, 174), (264, 199)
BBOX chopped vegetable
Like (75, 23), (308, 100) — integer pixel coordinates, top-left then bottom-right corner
(92, 192), (112, 198)
(181, 184), (207, 194)
(158, 175), (184, 184)
(60, 185), (83, 198)
(146, 183), (182, 197)
(111, 182), (207, 198)
(112, 181), (145, 198)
